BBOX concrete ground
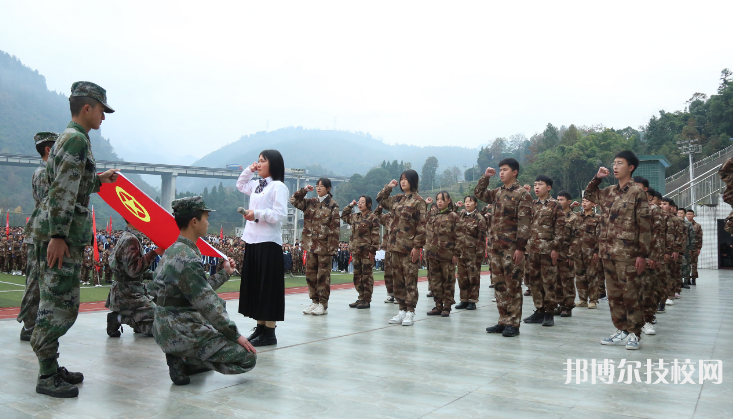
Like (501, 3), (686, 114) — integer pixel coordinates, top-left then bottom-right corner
(0, 270), (731, 419)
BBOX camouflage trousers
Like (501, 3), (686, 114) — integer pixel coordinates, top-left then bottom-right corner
(574, 253), (599, 303)
(671, 259), (682, 294)
(691, 253), (699, 279)
(555, 259), (576, 311)
(527, 253), (557, 313)
(383, 252), (394, 295)
(305, 253), (332, 308)
(80, 265), (91, 283)
(17, 245), (41, 330)
(175, 335), (257, 375)
(90, 266), (103, 286)
(456, 255), (481, 302)
(640, 267), (664, 323)
(489, 250), (524, 328)
(352, 254), (374, 303)
(390, 251), (419, 312)
(30, 243), (83, 376)
(681, 253), (691, 279)
(104, 265), (112, 283)
(601, 259), (643, 336)
(428, 257), (456, 310)
(120, 306), (154, 335)
(0, 255), (5, 272)
(599, 264), (606, 296)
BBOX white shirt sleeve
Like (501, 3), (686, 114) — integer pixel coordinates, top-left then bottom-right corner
(254, 183), (289, 225)
(236, 167), (255, 196)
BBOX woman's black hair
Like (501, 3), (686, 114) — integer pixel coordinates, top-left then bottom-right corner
(399, 169), (419, 193)
(259, 149), (285, 182)
(360, 195), (373, 210)
(317, 177), (333, 196)
(436, 191), (454, 212)
(464, 195), (478, 204)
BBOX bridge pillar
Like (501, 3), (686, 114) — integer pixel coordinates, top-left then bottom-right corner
(160, 172), (178, 212)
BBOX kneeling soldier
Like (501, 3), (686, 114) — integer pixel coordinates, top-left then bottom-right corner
(153, 197), (256, 385)
(105, 219), (164, 337)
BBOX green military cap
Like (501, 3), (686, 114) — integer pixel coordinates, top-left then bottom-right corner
(171, 196), (215, 216)
(70, 81), (115, 113)
(34, 132), (59, 145)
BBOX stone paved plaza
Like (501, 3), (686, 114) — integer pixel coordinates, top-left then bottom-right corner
(1, 270), (731, 419)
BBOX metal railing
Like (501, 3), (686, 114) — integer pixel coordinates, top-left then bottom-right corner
(665, 164), (725, 209)
(665, 144), (733, 183)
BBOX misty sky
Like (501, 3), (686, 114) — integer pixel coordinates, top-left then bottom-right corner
(2, 1), (731, 165)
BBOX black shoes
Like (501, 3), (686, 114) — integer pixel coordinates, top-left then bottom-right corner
(502, 326), (520, 337)
(523, 310), (544, 324)
(486, 324), (505, 333)
(466, 303), (477, 310)
(682, 279), (691, 289)
(20, 327), (33, 341)
(57, 367), (84, 385)
(36, 373), (79, 398)
(427, 307), (443, 316)
(691, 278), (697, 285)
(440, 310), (450, 317)
(560, 309), (572, 317)
(454, 302), (469, 310)
(349, 300), (362, 308)
(357, 302), (370, 309)
(427, 291), (434, 297)
(250, 326), (277, 347)
(107, 312), (122, 337)
(247, 324), (265, 341)
(489, 284), (495, 288)
(542, 313), (555, 327)
(523, 289), (532, 296)
(166, 354), (190, 385)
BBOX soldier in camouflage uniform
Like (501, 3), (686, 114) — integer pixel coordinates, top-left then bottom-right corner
(677, 208), (696, 289)
(571, 198), (600, 309)
(475, 159), (532, 337)
(667, 203), (687, 298)
(80, 246), (93, 284)
(454, 196), (487, 310)
(522, 176), (565, 327)
(685, 209), (702, 285)
(105, 221), (165, 337)
(341, 196), (380, 309)
(556, 192), (579, 317)
(424, 192), (460, 316)
(18, 132), (58, 341)
(719, 158), (733, 233)
(153, 197), (256, 386)
(0, 236), (7, 273)
(92, 244), (106, 286)
(374, 205), (397, 303)
(29, 81), (120, 397)
(103, 243), (114, 283)
(291, 244), (302, 275)
(11, 235), (23, 274)
(584, 151), (651, 350)
(290, 178), (340, 316)
(377, 170), (427, 326)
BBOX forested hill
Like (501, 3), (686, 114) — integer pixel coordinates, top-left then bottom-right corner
(0, 51), (157, 228)
(176, 128), (479, 192)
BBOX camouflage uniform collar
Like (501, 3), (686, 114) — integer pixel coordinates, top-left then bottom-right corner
(535, 197), (553, 205)
(176, 235), (200, 253)
(501, 181), (521, 191)
(67, 121), (90, 139)
(614, 180), (635, 192)
(125, 226), (143, 241)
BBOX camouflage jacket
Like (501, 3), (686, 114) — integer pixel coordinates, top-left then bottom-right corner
(340, 205), (380, 256)
(667, 215), (687, 254)
(584, 178), (651, 262)
(290, 189), (340, 255)
(424, 205), (459, 261)
(11, 240), (22, 256)
(82, 247), (94, 268)
(473, 176), (532, 253)
(455, 209), (487, 260)
(648, 204), (667, 262)
(559, 210), (578, 259)
(691, 221), (703, 252)
(376, 185), (427, 254)
(106, 227), (158, 312)
(32, 122), (101, 247)
(527, 198), (566, 255)
(152, 236), (240, 358)
(570, 212), (599, 258)
(682, 218), (696, 254)
(374, 206), (393, 247)
(24, 161), (50, 244)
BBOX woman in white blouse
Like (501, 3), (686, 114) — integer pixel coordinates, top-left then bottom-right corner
(236, 150), (289, 347)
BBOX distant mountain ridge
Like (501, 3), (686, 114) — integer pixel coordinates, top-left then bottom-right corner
(177, 127), (479, 192)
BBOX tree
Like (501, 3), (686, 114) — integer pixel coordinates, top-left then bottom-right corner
(421, 156), (439, 191)
(561, 124), (581, 146)
(464, 166), (479, 182)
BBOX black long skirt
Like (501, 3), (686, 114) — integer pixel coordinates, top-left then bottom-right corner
(238, 242), (285, 321)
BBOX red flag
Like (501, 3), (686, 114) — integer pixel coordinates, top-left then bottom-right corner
(97, 173), (225, 258)
(5, 211), (9, 236)
(303, 249), (307, 265)
(92, 206), (100, 272)
(109, 216), (113, 233)
(220, 225), (224, 241)
(26, 217), (30, 223)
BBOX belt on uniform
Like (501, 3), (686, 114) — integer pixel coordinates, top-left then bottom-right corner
(159, 296), (192, 309)
(77, 196), (90, 207)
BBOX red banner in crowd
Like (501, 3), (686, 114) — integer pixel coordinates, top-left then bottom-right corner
(97, 173), (225, 258)
(92, 206), (100, 271)
(5, 211), (9, 236)
(108, 216), (113, 234)
(220, 225), (224, 241)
